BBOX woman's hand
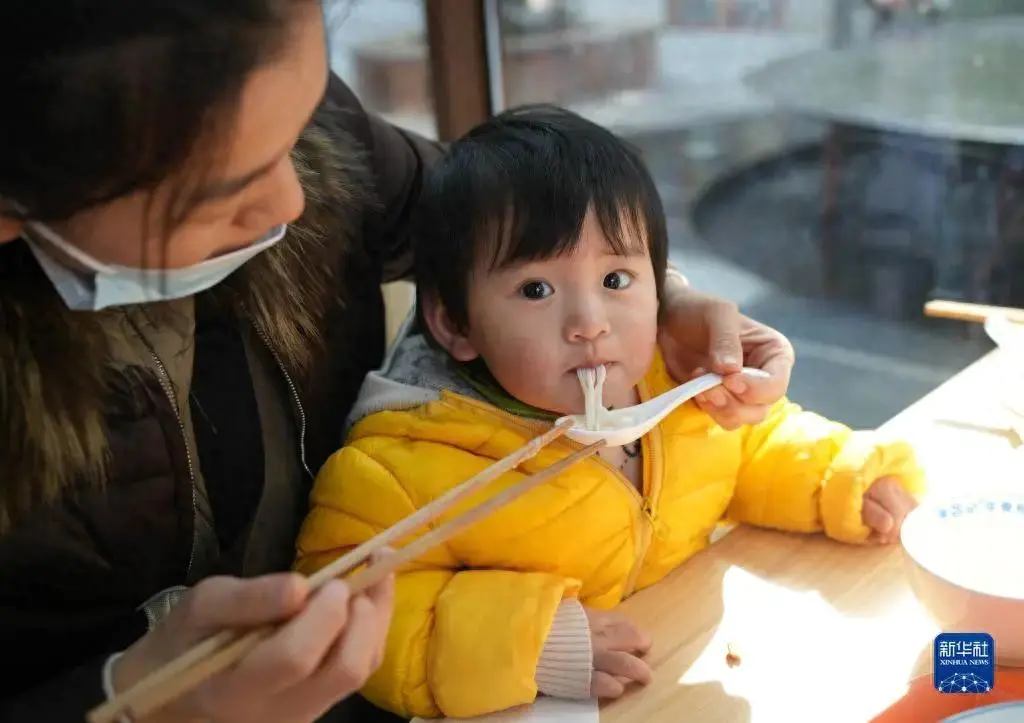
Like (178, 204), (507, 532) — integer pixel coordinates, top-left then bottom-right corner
(0, 215), (23, 243)
(658, 278), (795, 430)
(112, 571), (394, 723)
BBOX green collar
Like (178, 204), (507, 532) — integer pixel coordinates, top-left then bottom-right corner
(455, 359), (560, 422)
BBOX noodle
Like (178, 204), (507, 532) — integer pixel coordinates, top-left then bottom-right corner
(578, 366), (608, 431)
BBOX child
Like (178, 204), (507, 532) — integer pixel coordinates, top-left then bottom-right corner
(294, 106), (924, 720)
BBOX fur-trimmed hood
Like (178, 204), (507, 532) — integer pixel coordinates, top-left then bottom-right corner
(0, 111), (367, 531)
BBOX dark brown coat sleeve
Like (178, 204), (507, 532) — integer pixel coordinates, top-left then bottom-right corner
(323, 73), (447, 282)
(0, 657), (108, 721)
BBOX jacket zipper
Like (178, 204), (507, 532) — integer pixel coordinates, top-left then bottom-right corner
(442, 390), (661, 598)
(125, 314), (199, 577)
(623, 399), (663, 598)
(128, 315), (313, 581)
(252, 324), (312, 478)
(142, 348), (199, 579)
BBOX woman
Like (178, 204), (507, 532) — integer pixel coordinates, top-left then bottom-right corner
(0, 1), (795, 721)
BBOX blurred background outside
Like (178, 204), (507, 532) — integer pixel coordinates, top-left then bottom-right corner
(328, 0), (1024, 427)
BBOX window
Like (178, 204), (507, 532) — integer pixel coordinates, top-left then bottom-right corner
(667, 0), (787, 30)
(327, 0), (438, 140)
(327, 0), (438, 341)
(490, 0), (1009, 426)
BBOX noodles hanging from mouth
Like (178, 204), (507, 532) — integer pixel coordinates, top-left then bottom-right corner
(577, 366), (607, 431)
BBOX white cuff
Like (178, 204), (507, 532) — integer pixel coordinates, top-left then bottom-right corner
(138, 585), (188, 630)
(101, 651), (133, 723)
(535, 600), (593, 699)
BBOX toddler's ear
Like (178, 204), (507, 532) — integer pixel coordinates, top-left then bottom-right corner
(421, 293), (478, 362)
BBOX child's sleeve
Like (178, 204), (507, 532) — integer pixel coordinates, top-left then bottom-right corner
(727, 398), (925, 544)
(294, 441), (588, 719)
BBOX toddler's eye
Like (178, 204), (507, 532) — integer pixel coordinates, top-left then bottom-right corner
(520, 280), (554, 299)
(603, 271), (633, 290)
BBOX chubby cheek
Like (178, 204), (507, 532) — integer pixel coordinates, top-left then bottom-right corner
(470, 316), (568, 412)
(614, 298), (660, 385)
(484, 335), (567, 412)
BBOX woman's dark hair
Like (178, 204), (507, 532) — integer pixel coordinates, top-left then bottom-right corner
(0, 0), (315, 229)
(414, 104), (669, 331)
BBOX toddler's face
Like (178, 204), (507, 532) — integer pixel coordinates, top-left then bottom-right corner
(452, 211), (660, 416)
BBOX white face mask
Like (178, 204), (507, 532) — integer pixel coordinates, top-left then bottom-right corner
(22, 220), (288, 311)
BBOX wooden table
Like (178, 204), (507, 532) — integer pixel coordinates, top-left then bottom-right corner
(602, 350), (1021, 722)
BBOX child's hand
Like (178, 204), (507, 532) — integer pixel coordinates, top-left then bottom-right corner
(585, 607), (653, 699)
(862, 476), (918, 544)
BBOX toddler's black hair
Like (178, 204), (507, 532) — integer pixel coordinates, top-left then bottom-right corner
(414, 104), (669, 331)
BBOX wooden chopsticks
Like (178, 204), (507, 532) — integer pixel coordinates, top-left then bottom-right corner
(89, 418), (600, 723)
(924, 299), (1024, 325)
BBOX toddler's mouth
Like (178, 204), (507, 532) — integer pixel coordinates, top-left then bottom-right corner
(569, 361), (615, 375)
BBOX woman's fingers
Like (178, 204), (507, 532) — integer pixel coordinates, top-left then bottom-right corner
(363, 551), (397, 614)
(364, 572), (395, 669)
(359, 551), (396, 669)
(323, 594), (381, 691)
(700, 299), (744, 373)
(183, 574), (309, 633)
(270, 590), (386, 721)
(691, 366), (776, 430)
(192, 575), (396, 723)
(222, 580), (351, 699)
(114, 572), (394, 723)
(693, 392), (771, 430)
(0, 215), (23, 242)
(109, 574), (312, 715)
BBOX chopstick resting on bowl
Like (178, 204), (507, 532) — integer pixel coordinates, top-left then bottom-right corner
(88, 418), (601, 723)
(923, 299), (1024, 325)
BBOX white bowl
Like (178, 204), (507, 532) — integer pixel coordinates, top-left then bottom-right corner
(944, 701), (1024, 722)
(900, 493), (1024, 667)
(984, 314), (1024, 358)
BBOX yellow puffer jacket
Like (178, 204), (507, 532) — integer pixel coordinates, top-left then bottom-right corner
(295, 336), (924, 719)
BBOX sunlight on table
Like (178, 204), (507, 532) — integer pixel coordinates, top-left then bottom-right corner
(678, 566), (939, 723)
